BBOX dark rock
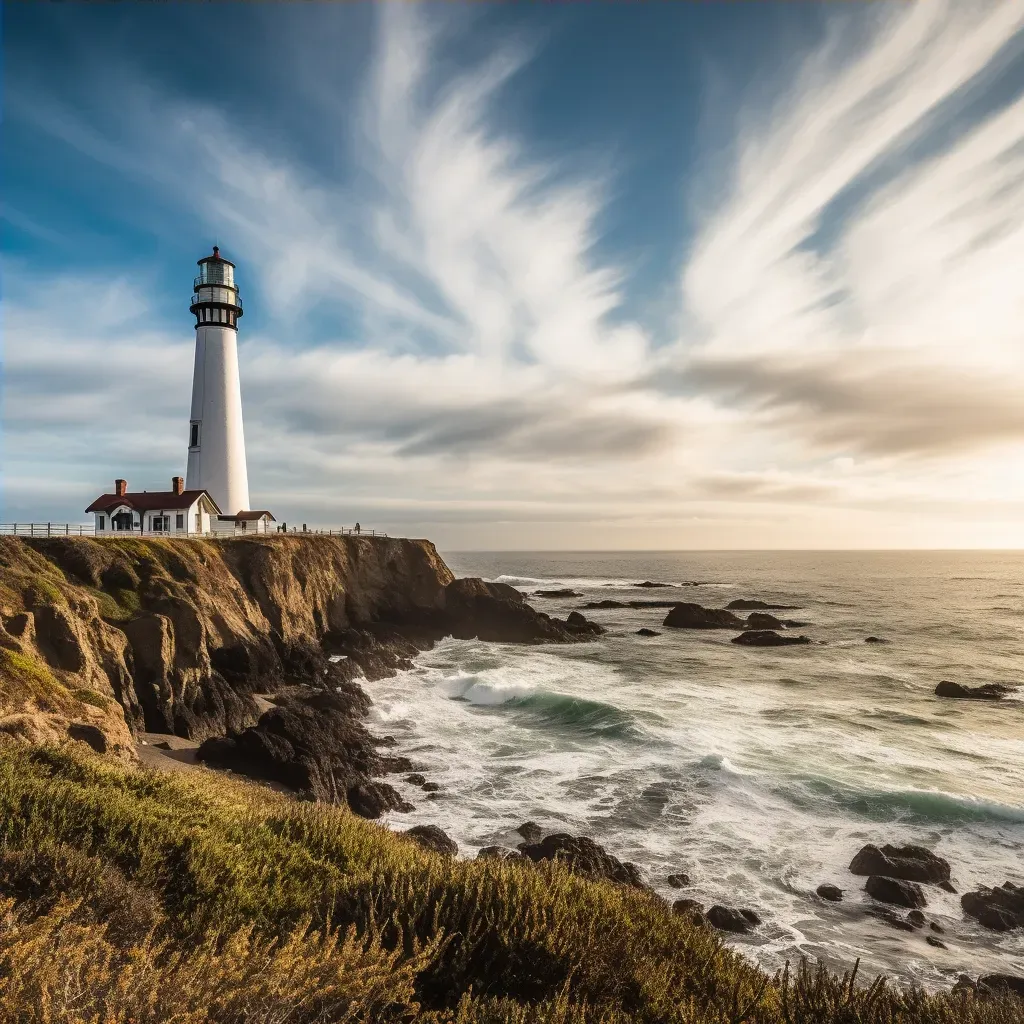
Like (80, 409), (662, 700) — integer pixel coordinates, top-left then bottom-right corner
(706, 905), (758, 933)
(348, 782), (413, 818)
(198, 690), (408, 815)
(952, 975), (977, 995)
(405, 773), (426, 786)
(745, 612), (787, 630)
(477, 846), (521, 861)
(961, 881), (1024, 932)
(930, 921), (944, 933)
(663, 603), (745, 630)
(865, 636), (889, 644)
(672, 898), (705, 918)
(731, 630), (811, 647)
(518, 833), (645, 888)
(583, 600), (627, 609)
(666, 873), (691, 888)
(935, 680), (1015, 701)
(849, 843), (950, 884)
(926, 936), (947, 949)
(534, 589), (581, 598)
(561, 610), (606, 636)
(421, 781), (442, 792)
(866, 906), (917, 932)
(635, 581), (673, 588)
(636, 628), (660, 637)
(865, 875), (926, 909)
(907, 909), (926, 928)
(516, 821), (543, 843)
(939, 880), (958, 894)
(726, 599), (800, 610)
(405, 824), (457, 857)
(978, 974), (1024, 997)
(67, 723), (107, 754)
(816, 884), (843, 902)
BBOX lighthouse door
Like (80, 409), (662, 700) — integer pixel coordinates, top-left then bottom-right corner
(112, 511), (134, 532)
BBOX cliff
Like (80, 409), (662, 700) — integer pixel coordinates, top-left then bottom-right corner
(0, 535), (596, 803)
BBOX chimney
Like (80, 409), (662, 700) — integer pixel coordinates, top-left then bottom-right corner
(172, 476), (184, 495)
(115, 479), (127, 497)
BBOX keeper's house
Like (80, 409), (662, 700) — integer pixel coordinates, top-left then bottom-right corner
(86, 478), (275, 536)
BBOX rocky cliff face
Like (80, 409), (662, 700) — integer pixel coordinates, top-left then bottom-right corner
(0, 536), (592, 796)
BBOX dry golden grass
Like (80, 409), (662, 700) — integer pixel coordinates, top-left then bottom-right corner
(0, 741), (1019, 1024)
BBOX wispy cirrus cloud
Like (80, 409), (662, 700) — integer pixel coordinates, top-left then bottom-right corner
(5, 1), (1024, 546)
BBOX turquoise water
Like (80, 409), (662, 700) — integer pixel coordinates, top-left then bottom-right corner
(368, 551), (1024, 987)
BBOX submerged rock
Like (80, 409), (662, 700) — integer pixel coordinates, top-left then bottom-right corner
(816, 884), (843, 902)
(666, 872), (691, 888)
(907, 909), (926, 929)
(583, 600), (627, 609)
(518, 833), (646, 888)
(935, 680), (1015, 701)
(405, 824), (458, 857)
(745, 612), (787, 630)
(421, 781), (442, 792)
(635, 581), (673, 588)
(405, 773), (426, 786)
(961, 881), (1024, 932)
(865, 875), (927, 909)
(477, 845), (521, 861)
(849, 843), (950, 884)
(561, 611), (606, 636)
(663, 603), (745, 630)
(731, 630), (811, 647)
(636, 628), (660, 637)
(864, 636), (889, 644)
(726, 599), (800, 610)
(926, 935), (947, 949)
(534, 589), (581, 598)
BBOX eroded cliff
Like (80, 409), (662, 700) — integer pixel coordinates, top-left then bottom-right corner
(0, 535), (597, 807)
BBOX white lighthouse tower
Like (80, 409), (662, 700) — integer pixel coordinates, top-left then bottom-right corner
(185, 246), (250, 515)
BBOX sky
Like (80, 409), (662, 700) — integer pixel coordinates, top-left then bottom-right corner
(4, 1), (1024, 550)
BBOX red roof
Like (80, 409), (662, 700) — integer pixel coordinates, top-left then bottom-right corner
(85, 490), (221, 514)
(231, 510), (276, 521)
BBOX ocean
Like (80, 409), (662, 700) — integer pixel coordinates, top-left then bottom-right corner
(367, 550), (1024, 988)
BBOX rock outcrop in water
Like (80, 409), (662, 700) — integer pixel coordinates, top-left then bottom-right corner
(962, 881), (1024, 931)
(865, 875), (927, 909)
(663, 603), (745, 629)
(935, 680), (1015, 701)
(726, 599), (800, 610)
(849, 843), (951, 884)
(731, 630), (811, 647)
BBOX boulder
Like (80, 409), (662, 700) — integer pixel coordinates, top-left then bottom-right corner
(907, 910), (926, 929)
(666, 872), (691, 888)
(421, 781), (442, 792)
(935, 680), (1014, 701)
(731, 630), (811, 647)
(939, 880), (958, 894)
(636, 628), (660, 637)
(706, 905), (759, 933)
(405, 773), (426, 786)
(961, 881), (1024, 932)
(745, 612), (786, 630)
(562, 611), (606, 636)
(477, 846), (521, 861)
(926, 936), (947, 949)
(865, 875), (926, 909)
(672, 898), (705, 919)
(348, 782), (413, 818)
(849, 843), (950, 884)
(534, 589), (581, 598)
(978, 975), (1024, 997)
(663, 604), (745, 630)
(816, 884), (843, 902)
(516, 821), (543, 843)
(405, 824), (458, 858)
(518, 833), (645, 888)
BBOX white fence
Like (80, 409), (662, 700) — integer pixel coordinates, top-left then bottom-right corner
(0, 523), (389, 539)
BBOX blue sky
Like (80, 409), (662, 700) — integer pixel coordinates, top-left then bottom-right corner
(4, 2), (1024, 549)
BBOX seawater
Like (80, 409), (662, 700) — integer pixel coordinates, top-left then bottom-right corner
(367, 551), (1024, 987)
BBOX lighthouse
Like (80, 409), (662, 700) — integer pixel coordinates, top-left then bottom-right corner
(185, 246), (250, 515)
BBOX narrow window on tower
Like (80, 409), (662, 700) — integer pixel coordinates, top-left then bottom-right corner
(190, 422), (200, 448)
(176, 514), (184, 530)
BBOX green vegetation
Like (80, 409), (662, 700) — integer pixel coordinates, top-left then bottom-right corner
(0, 648), (76, 715)
(0, 741), (1017, 1023)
